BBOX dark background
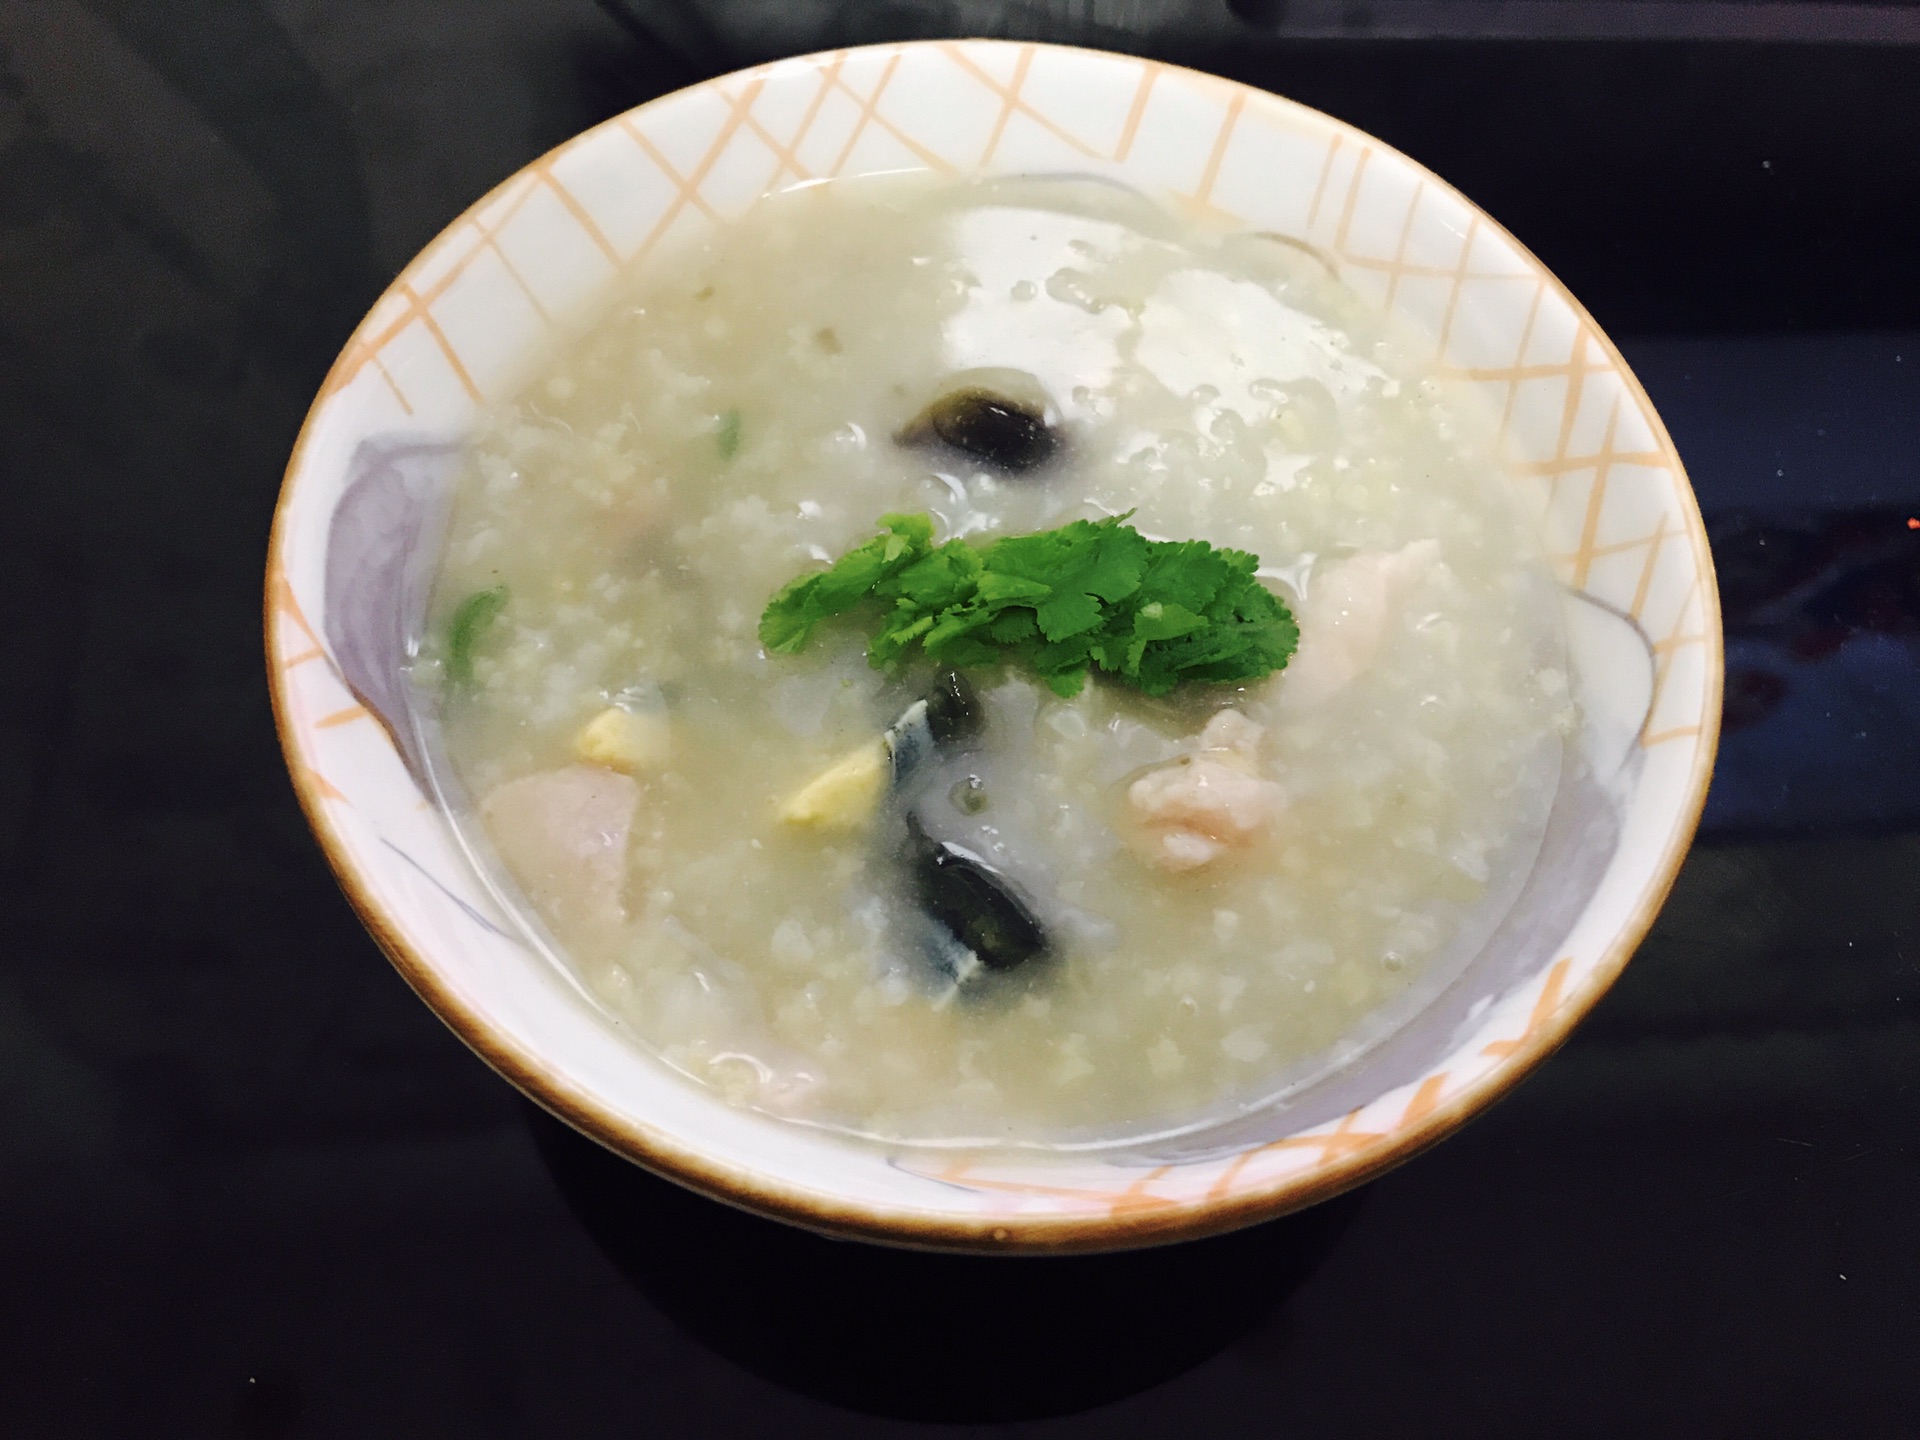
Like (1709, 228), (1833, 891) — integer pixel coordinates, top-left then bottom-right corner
(3, 1), (1918, 1434)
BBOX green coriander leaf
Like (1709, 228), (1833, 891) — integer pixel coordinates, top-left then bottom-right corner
(446, 585), (508, 688)
(758, 513), (934, 652)
(759, 512), (1297, 696)
(894, 541), (982, 610)
(1124, 600), (1208, 673)
(972, 571), (1053, 606)
(986, 516), (1148, 642)
(989, 611), (1038, 644)
(1034, 590), (1103, 642)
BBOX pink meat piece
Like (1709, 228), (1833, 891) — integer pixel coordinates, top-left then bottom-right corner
(480, 765), (639, 941)
(1280, 539), (1441, 711)
(1127, 710), (1284, 872)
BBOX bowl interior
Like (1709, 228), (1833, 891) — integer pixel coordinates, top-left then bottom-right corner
(268, 41), (1718, 1250)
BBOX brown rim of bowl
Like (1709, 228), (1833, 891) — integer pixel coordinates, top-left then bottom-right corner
(264, 39), (1723, 1255)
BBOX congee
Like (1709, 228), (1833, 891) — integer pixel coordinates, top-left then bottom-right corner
(417, 174), (1574, 1146)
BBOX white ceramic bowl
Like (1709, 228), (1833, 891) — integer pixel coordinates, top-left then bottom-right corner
(267, 40), (1721, 1252)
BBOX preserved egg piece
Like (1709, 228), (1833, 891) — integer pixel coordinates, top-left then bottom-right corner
(784, 673), (985, 830)
(923, 921), (985, 994)
(924, 669), (982, 745)
(886, 670), (983, 784)
(905, 814), (1050, 973)
(897, 388), (1061, 473)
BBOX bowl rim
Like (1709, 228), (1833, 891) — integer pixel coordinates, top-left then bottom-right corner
(265, 37), (1723, 1254)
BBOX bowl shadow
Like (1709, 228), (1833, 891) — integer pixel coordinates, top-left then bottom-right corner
(526, 1102), (1362, 1422)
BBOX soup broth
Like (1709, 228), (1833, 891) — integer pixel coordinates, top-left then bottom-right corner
(419, 174), (1573, 1146)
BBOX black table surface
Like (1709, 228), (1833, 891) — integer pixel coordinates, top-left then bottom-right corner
(4, 3), (1918, 1435)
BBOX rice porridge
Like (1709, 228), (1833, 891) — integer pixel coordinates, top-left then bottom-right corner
(415, 174), (1574, 1146)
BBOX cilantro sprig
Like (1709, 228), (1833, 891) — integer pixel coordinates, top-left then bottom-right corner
(759, 513), (1297, 697)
